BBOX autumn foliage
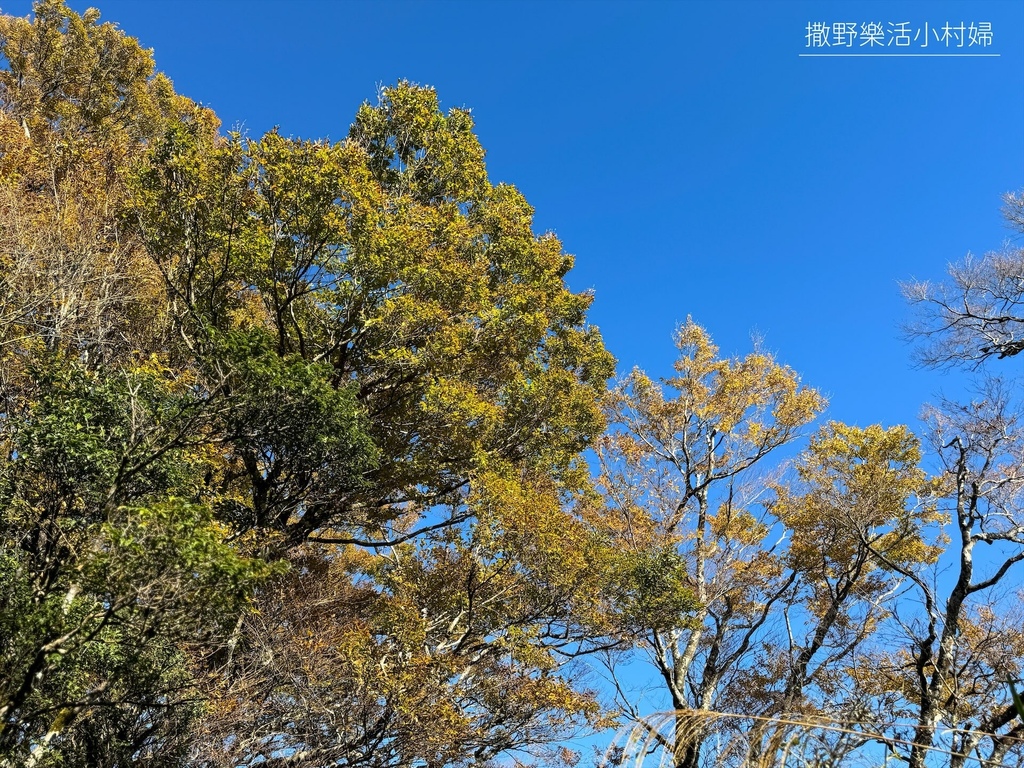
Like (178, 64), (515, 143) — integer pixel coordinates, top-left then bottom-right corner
(1, 4), (1024, 768)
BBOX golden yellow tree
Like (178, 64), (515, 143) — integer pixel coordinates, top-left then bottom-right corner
(594, 321), (823, 768)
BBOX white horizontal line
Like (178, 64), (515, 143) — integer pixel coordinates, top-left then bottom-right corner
(799, 53), (1000, 57)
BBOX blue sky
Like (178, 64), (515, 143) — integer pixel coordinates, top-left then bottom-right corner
(9, 0), (1021, 432)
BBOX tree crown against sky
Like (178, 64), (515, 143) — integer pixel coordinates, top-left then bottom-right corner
(1, 2), (1023, 768)
(905, 192), (1024, 368)
(0, 3), (618, 766)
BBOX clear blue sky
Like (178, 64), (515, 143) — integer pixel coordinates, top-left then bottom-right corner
(9, 0), (1023, 427)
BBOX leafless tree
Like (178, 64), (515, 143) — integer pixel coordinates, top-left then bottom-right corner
(860, 381), (1024, 768)
(904, 191), (1024, 368)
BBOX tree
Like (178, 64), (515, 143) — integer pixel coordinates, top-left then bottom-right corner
(128, 80), (613, 550)
(592, 325), (960, 768)
(741, 420), (938, 765)
(904, 190), (1024, 367)
(0, 355), (276, 767)
(128, 77), (616, 765)
(594, 321), (825, 768)
(0, 3), (616, 765)
(899, 191), (1024, 765)
(849, 383), (1024, 768)
(0, 5), (275, 764)
(191, 473), (616, 768)
(0, 0), (199, 364)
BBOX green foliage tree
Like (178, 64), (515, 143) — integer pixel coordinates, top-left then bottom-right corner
(0, 5), (274, 763)
(0, 355), (275, 767)
(0, 3), (615, 766)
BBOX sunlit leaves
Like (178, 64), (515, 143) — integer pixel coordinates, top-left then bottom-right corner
(130, 79), (613, 545)
(595, 322), (824, 762)
(1, 4), (617, 766)
(776, 422), (939, 573)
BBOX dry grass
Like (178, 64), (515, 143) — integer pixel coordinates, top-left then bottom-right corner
(599, 710), (1024, 768)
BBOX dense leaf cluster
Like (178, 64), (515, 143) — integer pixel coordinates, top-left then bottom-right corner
(0, 3), (614, 766)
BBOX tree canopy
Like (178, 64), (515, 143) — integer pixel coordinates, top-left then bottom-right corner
(0, 3), (615, 766)
(2, 4), (1024, 768)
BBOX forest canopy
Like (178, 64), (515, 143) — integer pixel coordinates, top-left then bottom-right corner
(1, 3), (1023, 768)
